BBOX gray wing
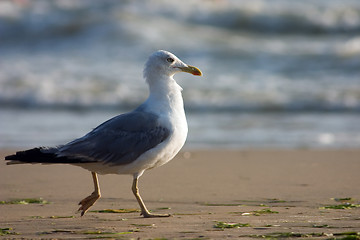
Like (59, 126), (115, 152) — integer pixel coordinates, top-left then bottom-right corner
(58, 111), (170, 166)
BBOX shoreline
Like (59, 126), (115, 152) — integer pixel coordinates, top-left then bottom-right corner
(1, 149), (360, 239)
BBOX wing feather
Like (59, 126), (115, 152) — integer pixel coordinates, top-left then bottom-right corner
(58, 111), (170, 166)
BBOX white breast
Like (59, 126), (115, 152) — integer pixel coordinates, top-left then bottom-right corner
(112, 80), (188, 175)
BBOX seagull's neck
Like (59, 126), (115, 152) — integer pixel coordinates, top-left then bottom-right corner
(144, 75), (184, 115)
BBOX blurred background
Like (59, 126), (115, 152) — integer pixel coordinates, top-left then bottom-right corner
(1, 0), (360, 149)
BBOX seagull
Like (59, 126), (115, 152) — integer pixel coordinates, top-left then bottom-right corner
(5, 50), (202, 218)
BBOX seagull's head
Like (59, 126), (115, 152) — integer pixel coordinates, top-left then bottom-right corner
(144, 50), (202, 82)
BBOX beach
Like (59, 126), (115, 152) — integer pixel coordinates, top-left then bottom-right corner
(1, 149), (359, 239)
(1, 1), (360, 239)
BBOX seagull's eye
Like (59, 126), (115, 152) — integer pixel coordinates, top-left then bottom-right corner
(166, 57), (174, 63)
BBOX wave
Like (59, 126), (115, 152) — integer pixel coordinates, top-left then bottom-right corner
(1, 0), (360, 45)
(1, 0), (360, 114)
(190, 1), (360, 34)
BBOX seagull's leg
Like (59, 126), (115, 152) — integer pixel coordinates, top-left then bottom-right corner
(132, 176), (170, 218)
(78, 172), (101, 216)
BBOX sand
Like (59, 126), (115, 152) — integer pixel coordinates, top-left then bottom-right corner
(1, 149), (360, 239)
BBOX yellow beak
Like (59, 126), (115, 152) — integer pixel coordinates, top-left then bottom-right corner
(178, 65), (202, 76)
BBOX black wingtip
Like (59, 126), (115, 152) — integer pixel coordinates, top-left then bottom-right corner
(5, 154), (16, 160)
(5, 147), (92, 165)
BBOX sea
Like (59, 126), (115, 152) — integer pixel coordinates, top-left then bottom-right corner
(1, 0), (360, 150)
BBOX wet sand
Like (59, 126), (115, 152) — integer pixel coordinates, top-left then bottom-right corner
(1, 149), (360, 239)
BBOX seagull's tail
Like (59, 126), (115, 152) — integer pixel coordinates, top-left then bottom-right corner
(5, 147), (84, 165)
